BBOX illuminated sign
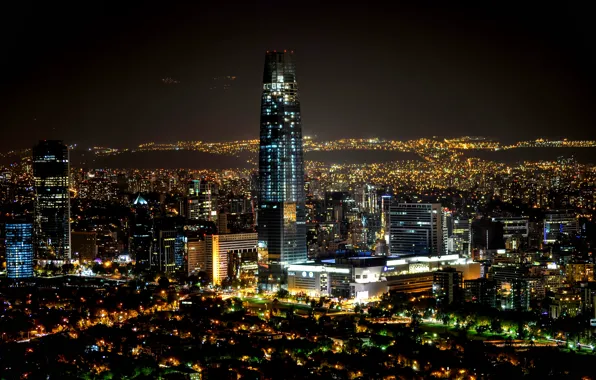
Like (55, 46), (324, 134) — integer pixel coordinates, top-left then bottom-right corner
(287, 264), (350, 274)
(386, 259), (406, 266)
(356, 291), (369, 300)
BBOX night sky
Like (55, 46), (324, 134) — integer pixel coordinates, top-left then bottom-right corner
(1, 1), (595, 151)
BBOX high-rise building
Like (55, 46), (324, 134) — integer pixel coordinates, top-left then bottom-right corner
(130, 194), (152, 267)
(71, 231), (98, 262)
(354, 184), (379, 214)
(433, 267), (463, 305)
(217, 212), (230, 234)
(543, 210), (578, 244)
(187, 237), (205, 275)
(448, 216), (472, 256)
(33, 140), (71, 262)
(228, 249), (259, 287)
(151, 228), (176, 273)
(0, 225), (5, 273)
(257, 50), (307, 290)
(191, 233), (258, 285)
(187, 179), (217, 221)
(489, 263), (530, 311)
(388, 203), (443, 256)
(174, 233), (186, 272)
(493, 216), (529, 251)
(464, 278), (497, 307)
(5, 220), (34, 278)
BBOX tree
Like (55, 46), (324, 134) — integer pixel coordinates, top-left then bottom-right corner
(61, 263), (75, 274)
(441, 314), (451, 326)
(490, 318), (503, 334)
(286, 306), (295, 320)
(276, 288), (289, 299)
(158, 276), (170, 289)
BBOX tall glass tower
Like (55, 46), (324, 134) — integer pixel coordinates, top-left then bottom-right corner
(258, 50), (307, 290)
(6, 220), (34, 278)
(33, 140), (71, 261)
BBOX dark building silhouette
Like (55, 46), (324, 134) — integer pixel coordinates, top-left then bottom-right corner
(472, 218), (505, 251)
(71, 231), (98, 263)
(433, 267), (463, 305)
(130, 194), (152, 267)
(464, 278), (497, 308)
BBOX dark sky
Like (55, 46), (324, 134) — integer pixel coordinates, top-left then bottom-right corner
(1, 1), (595, 150)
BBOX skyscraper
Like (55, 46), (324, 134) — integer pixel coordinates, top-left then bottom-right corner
(5, 220), (34, 278)
(130, 194), (152, 267)
(33, 140), (71, 261)
(257, 50), (306, 290)
(187, 179), (218, 221)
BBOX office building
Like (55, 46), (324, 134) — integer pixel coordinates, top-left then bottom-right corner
(566, 263), (594, 284)
(228, 249), (259, 287)
(489, 264), (530, 311)
(187, 179), (218, 221)
(151, 228), (176, 273)
(0, 226), (5, 273)
(71, 231), (98, 262)
(433, 267), (463, 305)
(493, 216), (529, 251)
(257, 50), (307, 290)
(174, 233), (186, 272)
(217, 212), (230, 234)
(464, 278), (497, 307)
(130, 194), (152, 267)
(494, 216), (529, 240)
(33, 140), (71, 261)
(448, 216), (471, 255)
(205, 233), (258, 285)
(187, 237), (205, 275)
(388, 203), (443, 256)
(5, 220), (34, 278)
(471, 218), (505, 254)
(543, 210), (578, 244)
(550, 288), (582, 319)
(354, 184), (379, 214)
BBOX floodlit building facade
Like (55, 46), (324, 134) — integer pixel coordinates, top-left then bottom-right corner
(33, 140), (71, 261)
(5, 221), (34, 278)
(257, 51), (307, 290)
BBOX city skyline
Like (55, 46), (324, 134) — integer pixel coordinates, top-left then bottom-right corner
(2, 3), (596, 379)
(1, 2), (595, 151)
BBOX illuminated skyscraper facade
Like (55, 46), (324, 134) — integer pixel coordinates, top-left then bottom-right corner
(33, 140), (71, 261)
(187, 179), (217, 221)
(258, 51), (307, 289)
(6, 221), (34, 278)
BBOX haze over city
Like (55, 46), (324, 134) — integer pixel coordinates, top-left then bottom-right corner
(1, 1), (595, 150)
